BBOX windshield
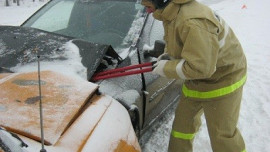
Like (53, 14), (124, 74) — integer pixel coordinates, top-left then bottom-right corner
(22, 0), (145, 50)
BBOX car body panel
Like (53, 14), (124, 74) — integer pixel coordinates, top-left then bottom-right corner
(18, 95), (141, 152)
(0, 73), (12, 79)
(0, 71), (141, 152)
(0, 71), (98, 145)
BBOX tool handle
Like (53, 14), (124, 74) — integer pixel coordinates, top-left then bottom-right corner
(94, 62), (155, 77)
(92, 67), (153, 81)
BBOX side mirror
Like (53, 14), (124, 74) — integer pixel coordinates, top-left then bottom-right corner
(143, 40), (165, 58)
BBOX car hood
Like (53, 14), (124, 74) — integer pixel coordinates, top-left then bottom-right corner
(0, 26), (122, 80)
(0, 71), (141, 152)
(0, 71), (99, 145)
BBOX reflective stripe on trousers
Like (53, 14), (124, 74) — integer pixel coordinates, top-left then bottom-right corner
(171, 130), (196, 140)
(182, 75), (247, 99)
(171, 130), (247, 152)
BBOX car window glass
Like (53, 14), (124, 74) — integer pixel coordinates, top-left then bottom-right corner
(149, 18), (164, 46)
(23, 0), (145, 54)
(30, 1), (74, 32)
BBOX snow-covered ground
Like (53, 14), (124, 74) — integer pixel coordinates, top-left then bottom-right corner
(0, 0), (46, 25)
(0, 0), (270, 152)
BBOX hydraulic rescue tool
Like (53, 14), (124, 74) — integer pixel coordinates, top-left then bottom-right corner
(91, 61), (156, 81)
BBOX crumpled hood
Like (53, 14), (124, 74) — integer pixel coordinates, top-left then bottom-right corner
(0, 26), (122, 80)
(0, 71), (99, 145)
(0, 71), (141, 151)
(172, 0), (194, 4)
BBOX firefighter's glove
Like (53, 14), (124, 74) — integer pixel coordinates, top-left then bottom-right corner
(152, 60), (168, 77)
(157, 53), (173, 61)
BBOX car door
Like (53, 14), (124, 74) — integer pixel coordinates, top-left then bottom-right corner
(138, 14), (183, 132)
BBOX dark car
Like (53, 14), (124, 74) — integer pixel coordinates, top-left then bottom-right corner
(0, 0), (182, 149)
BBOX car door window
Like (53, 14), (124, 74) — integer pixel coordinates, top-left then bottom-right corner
(149, 19), (164, 46)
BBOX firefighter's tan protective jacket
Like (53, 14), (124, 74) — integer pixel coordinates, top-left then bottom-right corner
(153, 0), (247, 99)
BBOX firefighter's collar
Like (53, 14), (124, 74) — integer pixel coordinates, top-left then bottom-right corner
(153, 2), (180, 22)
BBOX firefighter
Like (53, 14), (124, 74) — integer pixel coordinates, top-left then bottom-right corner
(141, 0), (247, 152)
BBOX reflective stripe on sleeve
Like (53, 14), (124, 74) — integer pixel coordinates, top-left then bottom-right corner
(182, 75), (247, 99)
(171, 130), (196, 140)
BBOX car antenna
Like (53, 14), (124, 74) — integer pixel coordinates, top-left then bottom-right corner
(36, 48), (47, 152)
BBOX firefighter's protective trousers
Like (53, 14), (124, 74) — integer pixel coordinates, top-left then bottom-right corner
(168, 87), (246, 152)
